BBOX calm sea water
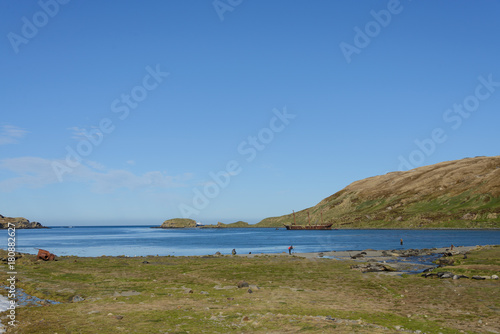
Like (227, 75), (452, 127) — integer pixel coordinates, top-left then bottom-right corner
(3, 226), (500, 257)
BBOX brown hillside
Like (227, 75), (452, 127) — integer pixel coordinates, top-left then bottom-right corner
(257, 156), (500, 228)
(341, 156), (500, 199)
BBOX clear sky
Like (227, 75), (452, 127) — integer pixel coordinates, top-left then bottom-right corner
(1, 0), (499, 226)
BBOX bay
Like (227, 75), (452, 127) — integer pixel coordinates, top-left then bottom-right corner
(3, 226), (500, 257)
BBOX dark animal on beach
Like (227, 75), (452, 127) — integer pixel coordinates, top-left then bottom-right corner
(350, 253), (365, 259)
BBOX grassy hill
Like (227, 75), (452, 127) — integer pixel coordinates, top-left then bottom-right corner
(256, 156), (500, 229)
(219, 221), (251, 228)
(203, 221), (251, 228)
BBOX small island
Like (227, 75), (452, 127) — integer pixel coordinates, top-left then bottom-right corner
(0, 214), (47, 229)
(154, 218), (199, 228)
(154, 219), (252, 229)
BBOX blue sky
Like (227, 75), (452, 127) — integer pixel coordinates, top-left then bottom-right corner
(1, 0), (499, 226)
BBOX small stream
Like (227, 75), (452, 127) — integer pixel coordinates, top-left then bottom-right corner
(0, 287), (60, 333)
(384, 253), (442, 274)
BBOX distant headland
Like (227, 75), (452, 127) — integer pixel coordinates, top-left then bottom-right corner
(0, 214), (47, 229)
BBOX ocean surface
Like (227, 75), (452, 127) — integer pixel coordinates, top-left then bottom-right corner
(3, 226), (500, 257)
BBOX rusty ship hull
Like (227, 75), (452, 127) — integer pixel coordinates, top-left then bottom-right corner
(283, 223), (333, 230)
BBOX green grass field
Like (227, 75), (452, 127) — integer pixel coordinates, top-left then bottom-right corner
(1, 246), (499, 333)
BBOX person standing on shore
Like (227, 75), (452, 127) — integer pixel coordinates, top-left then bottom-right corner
(232, 249), (236, 255)
(400, 238), (403, 246)
(288, 245), (293, 255)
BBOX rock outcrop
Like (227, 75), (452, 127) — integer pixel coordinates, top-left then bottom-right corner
(158, 218), (197, 228)
(0, 214), (47, 229)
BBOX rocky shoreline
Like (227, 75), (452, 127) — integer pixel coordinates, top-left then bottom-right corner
(237, 245), (489, 276)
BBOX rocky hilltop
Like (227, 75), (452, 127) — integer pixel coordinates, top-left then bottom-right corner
(158, 218), (198, 228)
(0, 214), (47, 229)
(215, 221), (250, 228)
(257, 156), (500, 229)
(203, 221), (251, 228)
